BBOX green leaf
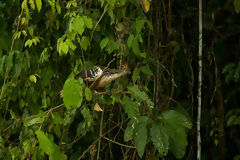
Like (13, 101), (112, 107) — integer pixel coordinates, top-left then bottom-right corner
(35, 130), (55, 156)
(162, 110), (192, 130)
(24, 117), (44, 126)
(132, 38), (140, 55)
(170, 41), (180, 54)
(161, 110), (192, 159)
(63, 78), (83, 109)
(28, 26), (34, 36)
(223, 63), (235, 74)
(100, 37), (109, 50)
(80, 36), (90, 51)
(124, 120), (134, 142)
(108, 0), (116, 7)
(22, 0), (30, 19)
(234, 0), (240, 13)
(83, 16), (93, 29)
(85, 87), (92, 101)
(146, 20), (153, 31)
(132, 67), (140, 83)
(35, 0), (42, 12)
(25, 39), (32, 48)
(134, 116), (148, 158)
(140, 65), (153, 76)
(106, 41), (120, 54)
(128, 85), (154, 108)
(81, 107), (93, 127)
(127, 34), (134, 48)
(150, 123), (169, 156)
(65, 39), (76, 51)
(135, 18), (145, 33)
(52, 112), (64, 125)
(122, 95), (140, 119)
(6, 52), (14, 70)
(56, 1), (61, 14)
(108, 8), (114, 25)
(36, 130), (66, 160)
(29, 0), (35, 10)
(29, 74), (37, 83)
(0, 55), (6, 74)
(73, 16), (85, 35)
(61, 42), (69, 54)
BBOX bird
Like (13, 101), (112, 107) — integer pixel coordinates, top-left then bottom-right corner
(60, 64), (130, 97)
(88, 65), (131, 90)
(77, 64), (131, 90)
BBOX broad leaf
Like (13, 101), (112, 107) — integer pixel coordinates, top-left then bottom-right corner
(134, 116), (148, 158)
(124, 120), (134, 142)
(29, 0), (35, 10)
(234, 0), (240, 13)
(161, 110), (192, 159)
(141, 0), (150, 13)
(150, 123), (169, 156)
(35, 0), (42, 12)
(29, 74), (37, 83)
(140, 65), (153, 76)
(132, 38), (140, 55)
(127, 34), (134, 48)
(73, 16), (84, 35)
(128, 85), (154, 108)
(63, 78), (83, 109)
(81, 107), (93, 127)
(80, 36), (90, 51)
(83, 16), (93, 29)
(65, 39), (76, 51)
(35, 130), (55, 155)
(100, 37), (109, 50)
(135, 18), (145, 33)
(162, 110), (192, 129)
(61, 42), (69, 54)
(132, 67), (140, 83)
(36, 130), (66, 160)
(122, 95), (140, 119)
(85, 87), (92, 101)
(24, 117), (44, 126)
(52, 112), (64, 125)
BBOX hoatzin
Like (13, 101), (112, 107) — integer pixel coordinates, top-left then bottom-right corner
(76, 64), (131, 90)
(60, 65), (130, 97)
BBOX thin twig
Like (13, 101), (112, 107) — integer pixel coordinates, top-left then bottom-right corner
(97, 107), (104, 160)
(104, 58), (115, 71)
(3, 103), (64, 133)
(103, 137), (136, 149)
(78, 118), (129, 160)
(0, 12), (23, 101)
(90, 5), (110, 40)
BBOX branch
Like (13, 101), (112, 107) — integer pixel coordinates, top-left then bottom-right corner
(90, 5), (110, 41)
(0, 11), (23, 101)
(2, 103), (65, 133)
(103, 137), (136, 149)
(78, 118), (129, 160)
(97, 107), (104, 160)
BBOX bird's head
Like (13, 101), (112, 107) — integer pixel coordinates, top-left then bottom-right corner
(121, 64), (131, 74)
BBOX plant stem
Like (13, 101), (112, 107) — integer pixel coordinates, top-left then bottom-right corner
(197, 0), (202, 159)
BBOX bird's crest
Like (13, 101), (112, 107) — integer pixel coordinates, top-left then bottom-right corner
(121, 64), (129, 69)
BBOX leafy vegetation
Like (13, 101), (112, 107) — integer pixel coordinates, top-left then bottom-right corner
(0, 0), (240, 159)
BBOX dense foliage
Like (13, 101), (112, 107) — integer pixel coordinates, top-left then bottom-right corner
(0, 0), (239, 159)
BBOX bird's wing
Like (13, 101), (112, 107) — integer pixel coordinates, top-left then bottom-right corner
(75, 66), (103, 81)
